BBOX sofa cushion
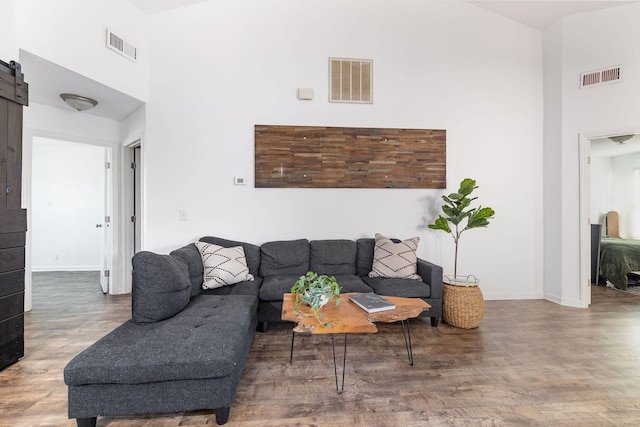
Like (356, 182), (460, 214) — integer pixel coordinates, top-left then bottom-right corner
(259, 239), (310, 277)
(368, 234), (421, 280)
(131, 251), (191, 324)
(200, 236), (261, 277)
(259, 275), (301, 301)
(363, 276), (431, 298)
(356, 238), (375, 276)
(331, 275), (374, 294)
(309, 240), (357, 275)
(64, 295), (258, 386)
(195, 242), (254, 289)
(202, 277), (262, 296)
(170, 243), (204, 297)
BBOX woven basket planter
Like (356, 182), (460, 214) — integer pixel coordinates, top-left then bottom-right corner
(442, 282), (484, 329)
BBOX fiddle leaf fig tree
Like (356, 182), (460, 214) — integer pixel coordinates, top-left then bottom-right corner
(428, 178), (495, 278)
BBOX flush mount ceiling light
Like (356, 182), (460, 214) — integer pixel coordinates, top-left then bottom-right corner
(59, 93), (98, 111)
(610, 134), (634, 144)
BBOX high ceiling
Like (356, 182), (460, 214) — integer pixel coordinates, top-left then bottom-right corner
(21, 0), (639, 122)
(125, 0), (211, 15)
(127, 0), (637, 30)
(466, 1), (635, 30)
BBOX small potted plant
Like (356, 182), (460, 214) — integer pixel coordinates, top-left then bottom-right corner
(291, 271), (341, 328)
(428, 177), (494, 328)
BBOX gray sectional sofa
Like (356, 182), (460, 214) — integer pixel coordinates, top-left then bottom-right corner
(64, 236), (442, 426)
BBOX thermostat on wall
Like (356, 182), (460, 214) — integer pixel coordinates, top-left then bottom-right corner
(297, 88), (314, 100)
(234, 177), (246, 185)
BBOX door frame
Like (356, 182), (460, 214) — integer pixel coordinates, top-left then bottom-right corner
(99, 146), (112, 294)
(120, 135), (143, 295)
(579, 126), (640, 308)
(22, 129), (121, 311)
(578, 133), (591, 307)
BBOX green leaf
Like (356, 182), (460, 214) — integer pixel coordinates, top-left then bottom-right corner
(441, 194), (455, 206)
(441, 205), (458, 218)
(428, 216), (451, 233)
(456, 197), (472, 211)
(466, 206), (495, 229)
(458, 178), (477, 197)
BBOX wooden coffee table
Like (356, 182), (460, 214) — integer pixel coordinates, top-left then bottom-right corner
(281, 292), (430, 393)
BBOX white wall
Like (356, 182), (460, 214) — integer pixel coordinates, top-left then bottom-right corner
(23, 103), (122, 143)
(13, 0), (148, 101)
(121, 105), (146, 145)
(590, 155), (612, 227)
(31, 138), (105, 271)
(145, 0), (544, 300)
(545, 2), (640, 306)
(0, 0), (18, 60)
(611, 153), (640, 238)
(542, 22), (564, 305)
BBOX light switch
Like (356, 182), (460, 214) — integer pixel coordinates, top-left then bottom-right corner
(179, 209), (188, 221)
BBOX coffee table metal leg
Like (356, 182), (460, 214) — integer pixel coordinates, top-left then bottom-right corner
(289, 332), (295, 363)
(331, 334), (347, 394)
(401, 319), (414, 365)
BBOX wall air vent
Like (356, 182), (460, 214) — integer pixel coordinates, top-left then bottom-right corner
(106, 29), (138, 63)
(580, 65), (622, 88)
(329, 57), (372, 104)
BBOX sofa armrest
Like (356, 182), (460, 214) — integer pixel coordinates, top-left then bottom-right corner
(417, 258), (443, 299)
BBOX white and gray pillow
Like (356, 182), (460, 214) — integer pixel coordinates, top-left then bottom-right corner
(368, 233), (421, 280)
(195, 241), (254, 289)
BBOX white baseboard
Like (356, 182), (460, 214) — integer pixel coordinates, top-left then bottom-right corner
(31, 266), (100, 272)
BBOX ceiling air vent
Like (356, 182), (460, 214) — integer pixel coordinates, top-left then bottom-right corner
(580, 65), (621, 88)
(329, 57), (372, 104)
(106, 28), (138, 63)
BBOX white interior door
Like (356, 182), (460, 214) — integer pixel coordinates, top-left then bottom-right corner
(99, 147), (113, 294)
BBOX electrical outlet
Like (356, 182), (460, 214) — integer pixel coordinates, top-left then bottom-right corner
(234, 177), (246, 185)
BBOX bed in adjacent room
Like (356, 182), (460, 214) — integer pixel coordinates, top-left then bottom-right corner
(599, 238), (640, 290)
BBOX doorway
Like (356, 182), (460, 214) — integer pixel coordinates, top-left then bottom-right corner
(120, 141), (142, 294)
(589, 133), (640, 238)
(580, 130), (640, 304)
(31, 137), (111, 293)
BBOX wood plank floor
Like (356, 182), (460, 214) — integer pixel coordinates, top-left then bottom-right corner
(1, 273), (640, 426)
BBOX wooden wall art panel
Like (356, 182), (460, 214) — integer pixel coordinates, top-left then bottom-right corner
(255, 125), (446, 188)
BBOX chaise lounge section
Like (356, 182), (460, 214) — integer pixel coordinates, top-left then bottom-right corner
(64, 251), (258, 426)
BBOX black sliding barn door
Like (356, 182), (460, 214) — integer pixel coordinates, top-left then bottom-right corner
(0, 59), (28, 371)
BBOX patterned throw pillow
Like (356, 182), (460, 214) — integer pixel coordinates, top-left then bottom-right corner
(195, 241), (255, 289)
(368, 233), (421, 280)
